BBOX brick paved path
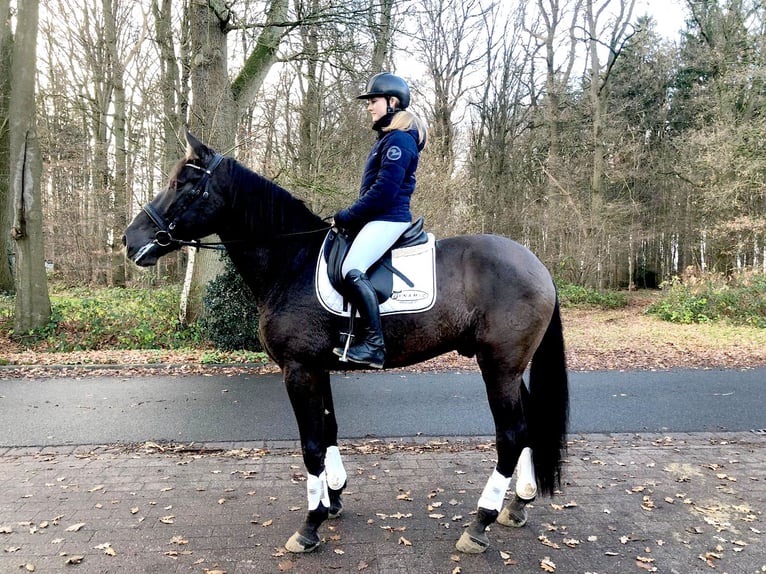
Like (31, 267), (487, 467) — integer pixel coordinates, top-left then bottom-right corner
(0, 433), (764, 573)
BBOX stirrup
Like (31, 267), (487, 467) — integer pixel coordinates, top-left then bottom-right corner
(333, 332), (354, 362)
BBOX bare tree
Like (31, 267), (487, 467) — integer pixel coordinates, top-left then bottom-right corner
(9, 0), (51, 332)
(411, 0), (489, 174)
(466, 3), (536, 238)
(585, 0), (636, 213)
(536, 0), (584, 199)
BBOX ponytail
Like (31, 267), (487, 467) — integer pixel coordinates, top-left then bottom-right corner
(384, 111), (427, 146)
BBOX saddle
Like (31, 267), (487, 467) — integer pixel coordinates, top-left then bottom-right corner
(323, 217), (429, 304)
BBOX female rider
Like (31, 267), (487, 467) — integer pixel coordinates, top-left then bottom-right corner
(332, 72), (427, 369)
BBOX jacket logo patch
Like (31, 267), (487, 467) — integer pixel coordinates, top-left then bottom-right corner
(386, 146), (402, 161)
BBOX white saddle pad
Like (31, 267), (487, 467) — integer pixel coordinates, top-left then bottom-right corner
(315, 233), (437, 317)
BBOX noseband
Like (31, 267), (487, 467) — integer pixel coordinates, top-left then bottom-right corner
(142, 153), (226, 249)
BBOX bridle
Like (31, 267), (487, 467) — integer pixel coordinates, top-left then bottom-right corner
(142, 153), (229, 250)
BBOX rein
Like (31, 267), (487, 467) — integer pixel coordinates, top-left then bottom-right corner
(168, 226), (333, 252)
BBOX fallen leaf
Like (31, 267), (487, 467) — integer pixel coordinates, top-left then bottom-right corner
(170, 536), (189, 545)
(65, 523), (85, 532)
(538, 535), (560, 549)
(88, 485), (104, 493)
(262, 519), (273, 527)
(0, 526), (12, 534)
(65, 555), (84, 565)
(357, 560), (369, 570)
(540, 557), (556, 572)
(334, 548), (345, 555)
(699, 551), (722, 567)
(399, 536), (412, 546)
(130, 507), (139, 515)
(24, 564), (35, 572)
(159, 516), (175, 524)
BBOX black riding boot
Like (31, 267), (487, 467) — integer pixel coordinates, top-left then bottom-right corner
(333, 269), (386, 369)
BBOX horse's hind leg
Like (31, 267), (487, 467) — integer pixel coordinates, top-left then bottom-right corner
(498, 383), (536, 528)
(457, 359), (530, 554)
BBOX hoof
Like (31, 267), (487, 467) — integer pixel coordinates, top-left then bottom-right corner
(455, 530), (489, 554)
(285, 531), (320, 553)
(497, 505), (527, 528)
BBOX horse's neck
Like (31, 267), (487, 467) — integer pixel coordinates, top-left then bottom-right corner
(224, 240), (320, 306)
(220, 163), (325, 303)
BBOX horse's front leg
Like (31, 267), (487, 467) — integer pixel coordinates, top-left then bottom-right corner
(283, 365), (329, 552)
(320, 378), (347, 519)
(282, 365), (344, 553)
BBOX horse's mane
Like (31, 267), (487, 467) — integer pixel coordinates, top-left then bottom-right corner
(229, 159), (327, 240)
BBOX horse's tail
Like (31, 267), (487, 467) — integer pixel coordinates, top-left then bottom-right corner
(528, 294), (569, 497)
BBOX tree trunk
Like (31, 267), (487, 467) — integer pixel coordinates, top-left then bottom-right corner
(180, 0), (236, 324)
(370, 0), (394, 71)
(10, 0), (51, 332)
(0, 0), (13, 292)
(180, 0), (288, 324)
(103, 0), (127, 287)
(152, 0), (186, 283)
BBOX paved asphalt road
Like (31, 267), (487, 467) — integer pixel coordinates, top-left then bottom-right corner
(0, 368), (764, 447)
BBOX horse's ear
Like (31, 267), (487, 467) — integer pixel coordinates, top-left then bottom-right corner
(184, 128), (214, 161)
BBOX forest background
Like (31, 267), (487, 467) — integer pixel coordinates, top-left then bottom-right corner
(0, 0), (765, 344)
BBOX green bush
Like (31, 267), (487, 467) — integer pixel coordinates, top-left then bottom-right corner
(3, 285), (200, 350)
(647, 272), (766, 327)
(48, 286), (200, 350)
(198, 255), (263, 351)
(557, 283), (628, 309)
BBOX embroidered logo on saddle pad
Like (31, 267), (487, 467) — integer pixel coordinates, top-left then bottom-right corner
(315, 234), (437, 317)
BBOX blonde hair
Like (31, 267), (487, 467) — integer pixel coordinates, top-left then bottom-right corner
(384, 110), (427, 145)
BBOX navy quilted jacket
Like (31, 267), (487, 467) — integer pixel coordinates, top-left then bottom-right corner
(335, 114), (425, 229)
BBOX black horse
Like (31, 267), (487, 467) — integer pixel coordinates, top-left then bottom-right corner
(123, 131), (568, 554)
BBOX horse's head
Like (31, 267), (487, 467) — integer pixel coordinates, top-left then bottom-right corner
(124, 130), (229, 266)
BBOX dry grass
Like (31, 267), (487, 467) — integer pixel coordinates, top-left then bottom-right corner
(561, 293), (766, 371)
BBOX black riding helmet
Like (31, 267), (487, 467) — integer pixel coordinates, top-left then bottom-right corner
(357, 72), (410, 111)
